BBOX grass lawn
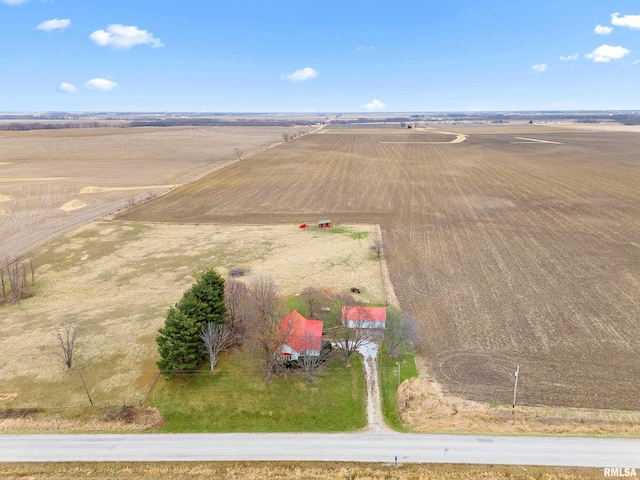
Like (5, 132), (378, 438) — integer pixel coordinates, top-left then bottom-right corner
(379, 345), (418, 431)
(148, 349), (366, 432)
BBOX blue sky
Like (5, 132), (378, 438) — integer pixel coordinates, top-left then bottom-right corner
(1, 0), (639, 112)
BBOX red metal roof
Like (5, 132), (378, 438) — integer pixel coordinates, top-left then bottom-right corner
(280, 310), (323, 353)
(342, 306), (387, 322)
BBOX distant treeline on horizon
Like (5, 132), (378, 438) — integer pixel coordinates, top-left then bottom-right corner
(1, 112), (640, 131)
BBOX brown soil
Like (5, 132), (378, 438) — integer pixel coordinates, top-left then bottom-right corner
(0, 126), (291, 260)
(120, 124), (640, 411)
(398, 358), (640, 436)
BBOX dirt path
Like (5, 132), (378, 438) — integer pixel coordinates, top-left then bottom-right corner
(356, 342), (392, 433)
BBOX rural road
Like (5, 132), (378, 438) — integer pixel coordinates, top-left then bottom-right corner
(1, 433), (639, 467)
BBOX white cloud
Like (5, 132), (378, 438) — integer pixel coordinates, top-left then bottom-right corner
(611, 12), (640, 30)
(585, 44), (631, 63)
(84, 78), (118, 91)
(0, 0), (29, 5)
(532, 64), (547, 72)
(356, 46), (374, 51)
(560, 53), (579, 61)
(58, 82), (77, 93)
(37, 18), (71, 32)
(282, 67), (318, 82)
(361, 98), (386, 111)
(594, 24), (613, 35)
(90, 24), (163, 49)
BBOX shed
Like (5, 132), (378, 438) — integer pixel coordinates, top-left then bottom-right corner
(318, 219), (331, 228)
(342, 306), (387, 330)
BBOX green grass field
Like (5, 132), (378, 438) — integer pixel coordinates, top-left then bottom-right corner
(148, 349), (366, 432)
(379, 346), (418, 431)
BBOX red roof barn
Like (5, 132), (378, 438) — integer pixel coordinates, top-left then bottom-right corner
(280, 310), (324, 360)
(342, 306), (387, 329)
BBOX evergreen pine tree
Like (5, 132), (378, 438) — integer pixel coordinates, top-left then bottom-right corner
(156, 269), (227, 379)
(156, 307), (203, 378)
(176, 269), (226, 328)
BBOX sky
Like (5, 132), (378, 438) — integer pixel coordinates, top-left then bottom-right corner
(1, 0), (639, 112)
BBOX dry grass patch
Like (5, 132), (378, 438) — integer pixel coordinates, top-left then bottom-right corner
(0, 221), (383, 422)
(0, 462), (603, 480)
(398, 358), (640, 437)
(0, 406), (162, 432)
(59, 199), (86, 211)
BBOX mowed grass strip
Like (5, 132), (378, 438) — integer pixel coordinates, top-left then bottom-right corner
(148, 350), (366, 432)
(378, 346), (418, 431)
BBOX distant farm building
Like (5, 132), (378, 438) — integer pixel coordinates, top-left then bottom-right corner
(280, 310), (323, 361)
(342, 306), (387, 330)
(318, 219), (331, 228)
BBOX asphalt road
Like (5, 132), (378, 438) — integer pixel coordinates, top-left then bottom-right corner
(1, 433), (639, 467)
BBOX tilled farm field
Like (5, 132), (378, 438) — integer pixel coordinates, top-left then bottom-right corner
(121, 125), (640, 410)
(0, 126), (290, 260)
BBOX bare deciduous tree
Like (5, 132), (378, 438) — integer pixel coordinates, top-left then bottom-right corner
(56, 321), (79, 373)
(224, 279), (248, 331)
(201, 322), (233, 372)
(249, 273), (280, 325)
(385, 310), (420, 357)
(299, 286), (325, 318)
(234, 148), (243, 160)
(28, 257), (36, 285)
(0, 264), (6, 301)
(2, 257), (34, 303)
(282, 132), (291, 142)
(333, 305), (374, 366)
(371, 238), (384, 259)
(299, 336), (330, 384)
(247, 274), (284, 381)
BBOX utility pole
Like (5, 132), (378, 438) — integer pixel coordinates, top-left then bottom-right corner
(78, 371), (93, 406)
(512, 365), (520, 409)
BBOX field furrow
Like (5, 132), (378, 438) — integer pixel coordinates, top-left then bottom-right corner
(121, 125), (640, 409)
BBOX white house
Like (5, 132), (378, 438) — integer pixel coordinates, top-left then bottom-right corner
(280, 310), (324, 361)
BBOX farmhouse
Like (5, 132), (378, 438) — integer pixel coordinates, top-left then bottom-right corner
(342, 306), (387, 330)
(280, 310), (323, 361)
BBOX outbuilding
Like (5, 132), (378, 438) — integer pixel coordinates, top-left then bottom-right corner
(341, 306), (387, 330)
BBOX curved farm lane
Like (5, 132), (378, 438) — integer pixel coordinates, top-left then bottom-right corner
(1, 433), (639, 467)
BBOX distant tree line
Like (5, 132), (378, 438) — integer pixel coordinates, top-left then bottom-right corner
(577, 114), (640, 125)
(129, 119), (312, 128)
(281, 129), (310, 142)
(0, 118), (316, 131)
(0, 122), (110, 131)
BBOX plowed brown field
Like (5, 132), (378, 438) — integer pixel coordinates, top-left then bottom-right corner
(120, 125), (640, 410)
(0, 126), (289, 260)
